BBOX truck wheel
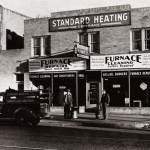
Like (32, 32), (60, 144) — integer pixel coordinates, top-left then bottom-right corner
(30, 117), (40, 126)
(15, 113), (29, 126)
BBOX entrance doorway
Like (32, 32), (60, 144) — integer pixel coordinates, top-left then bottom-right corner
(53, 78), (76, 106)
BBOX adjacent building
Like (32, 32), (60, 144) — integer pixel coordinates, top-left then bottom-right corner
(0, 5), (31, 92)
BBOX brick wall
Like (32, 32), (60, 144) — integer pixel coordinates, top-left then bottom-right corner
(24, 18), (50, 53)
(25, 4), (132, 55)
(131, 7), (150, 28)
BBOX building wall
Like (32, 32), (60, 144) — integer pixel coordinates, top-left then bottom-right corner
(24, 5), (132, 55)
(0, 5), (30, 50)
(131, 7), (150, 28)
(0, 49), (29, 92)
(50, 4), (131, 55)
(24, 18), (49, 53)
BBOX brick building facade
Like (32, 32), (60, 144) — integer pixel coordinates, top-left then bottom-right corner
(3, 4), (150, 114)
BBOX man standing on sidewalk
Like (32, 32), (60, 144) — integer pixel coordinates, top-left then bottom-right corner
(63, 89), (73, 119)
(100, 89), (110, 120)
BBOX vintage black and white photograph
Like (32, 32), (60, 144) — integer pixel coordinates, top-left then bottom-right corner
(0, 0), (150, 149)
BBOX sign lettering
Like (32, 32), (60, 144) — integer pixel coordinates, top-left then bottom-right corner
(49, 11), (130, 31)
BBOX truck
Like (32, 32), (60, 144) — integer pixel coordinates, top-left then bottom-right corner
(0, 88), (40, 126)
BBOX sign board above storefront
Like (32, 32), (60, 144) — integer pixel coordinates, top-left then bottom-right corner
(91, 53), (150, 70)
(102, 71), (128, 77)
(29, 74), (51, 80)
(29, 57), (86, 72)
(53, 73), (76, 78)
(49, 11), (131, 31)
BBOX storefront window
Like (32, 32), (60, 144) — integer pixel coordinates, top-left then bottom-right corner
(102, 71), (129, 107)
(130, 71), (150, 107)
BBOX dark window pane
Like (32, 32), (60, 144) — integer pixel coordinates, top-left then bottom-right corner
(16, 74), (24, 81)
(18, 84), (24, 91)
(44, 36), (51, 55)
(133, 30), (141, 40)
(34, 38), (40, 46)
(79, 33), (88, 47)
(132, 30), (141, 50)
(34, 47), (41, 55)
(146, 30), (150, 39)
(91, 32), (99, 53)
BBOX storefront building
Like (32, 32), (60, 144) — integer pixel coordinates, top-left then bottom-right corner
(29, 57), (87, 108)
(91, 54), (150, 110)
(22, 4), (150, 113)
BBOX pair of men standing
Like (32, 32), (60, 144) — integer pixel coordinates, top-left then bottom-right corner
(63, 89), (73, 119)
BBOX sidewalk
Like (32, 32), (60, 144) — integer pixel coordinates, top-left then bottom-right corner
(41, 112), (150, 130)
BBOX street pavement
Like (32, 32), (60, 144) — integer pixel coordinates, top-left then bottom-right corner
(40, 112), (150, 130)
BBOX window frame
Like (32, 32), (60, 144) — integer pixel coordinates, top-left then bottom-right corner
(31, 35), (51, 57)
(33, 37), (41, 56)
(78, 31), (100, 54)
(130, 28), (150, 52)
(144, 29), (150, 50)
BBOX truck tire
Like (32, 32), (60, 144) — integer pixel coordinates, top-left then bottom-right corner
(30, 117), (40, 126)
(15, 112), (29, 126)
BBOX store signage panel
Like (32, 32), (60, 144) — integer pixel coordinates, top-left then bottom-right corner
(91, 53), (150, 70)
(49, 11), (130, 31)
(53, 73), (76, 78)
(29, 57), (86, 72)
(29, 74), (51, 80)
(102, 71), (128, 77)
(130, 70), (150, 76)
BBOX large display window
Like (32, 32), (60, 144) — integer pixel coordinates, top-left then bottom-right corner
(103, 71), (129, 107)
(130, 70), (150, 107)
(102, 70), (150, 107)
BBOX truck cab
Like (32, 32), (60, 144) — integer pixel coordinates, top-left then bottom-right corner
(0, 88), (40, 126)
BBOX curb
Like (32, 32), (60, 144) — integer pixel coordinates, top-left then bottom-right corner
(41, 116), (150, 130)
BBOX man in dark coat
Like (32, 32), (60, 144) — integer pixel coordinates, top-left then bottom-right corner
(63, 89), (73, 119)
(100, 89), (110, 120)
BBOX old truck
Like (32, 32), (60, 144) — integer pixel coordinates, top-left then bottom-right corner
(0, 88), (40, 126)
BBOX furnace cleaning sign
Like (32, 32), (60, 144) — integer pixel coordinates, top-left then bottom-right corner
(29, 57), (86, 72)
(49, 11), (130, 31)
(90, 53), (150, 69)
